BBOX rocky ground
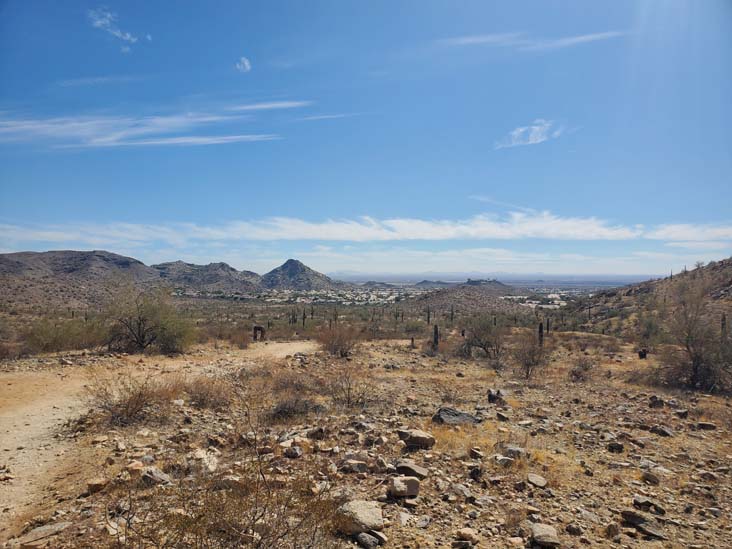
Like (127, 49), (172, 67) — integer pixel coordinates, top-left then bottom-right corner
(1, 337), (731, 548)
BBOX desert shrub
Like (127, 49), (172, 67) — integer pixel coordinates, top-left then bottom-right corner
(198, 320), (251, 349)
(185, 376), (235, 410)
(105, 286), (194, 354)
(85, 371), (179, 426)
(317, 325), (359, 357)
(326, 363), (369, 408)
(569, 354), (597, 382)
(661, 278), (731, 391)
(512, 330), (550, 380)
(104, 451), (340, 548)
(268, 396), (323, 422)
(403, 320), (427, 336)
(463, 315), (510, 369)
(23, 315), (107, 354)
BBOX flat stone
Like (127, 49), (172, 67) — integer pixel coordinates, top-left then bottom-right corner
(531, 523), (561, 547)
(14, 522), (72, 547)
(336, 500), (384, 535)
(432, 407), (481, 425)
(527, 473), (548, 488)
(395, 459), (428, 479)
(396, 429), (435, 449)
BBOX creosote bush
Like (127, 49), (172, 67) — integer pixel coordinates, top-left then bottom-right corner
(103, 438), (341, 548)
(569, 354), (597, 382)
(317, 325), (360, 357)
(85, 371), (181, 426)
(512, 330), (550, 381)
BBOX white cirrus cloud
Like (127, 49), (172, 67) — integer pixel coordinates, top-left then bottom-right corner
(235, 56), (252, 73)
(645, 224), (732, 242)
(229, 100), (313, 112)
(495, 119), (564, 149)
(88, 7), (141, 51)
(440, 31), (625, 52)
(0, 211), (642, 249)
(665, 241), (731, 251)
(0, 109), (280, 148)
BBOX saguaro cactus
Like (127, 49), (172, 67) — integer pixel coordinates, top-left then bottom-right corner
(433, 324), (439, 350)
(538, 322), (544, 347)
(722, 313), (728, 341)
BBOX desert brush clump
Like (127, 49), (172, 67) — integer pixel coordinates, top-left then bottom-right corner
(105, 286), (194, 355)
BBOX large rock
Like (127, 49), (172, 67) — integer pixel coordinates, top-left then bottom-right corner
(397, 429), (436, 449)
(388, 476), (420, 498)
(531, 523), (561, 547)
(395, 459), (429, 479)
(527, 473), (547, 488)
(141, 466), (172, 486)
(336, 500), (384, 535)
(13, 522), (72, 547)
(431, 407), (481, 425)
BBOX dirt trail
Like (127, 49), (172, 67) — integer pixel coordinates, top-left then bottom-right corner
(0, 368), (89, 540)
(0, 340), (317, 541)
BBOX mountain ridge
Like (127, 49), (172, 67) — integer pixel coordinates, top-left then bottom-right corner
(0, 250), (344, 310)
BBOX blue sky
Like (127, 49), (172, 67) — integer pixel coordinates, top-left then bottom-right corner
(1, 1), (730, 275)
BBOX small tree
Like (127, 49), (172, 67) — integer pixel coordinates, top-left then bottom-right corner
(664, 278), (731, 390)
(105, 286), (193, 354)
(464, 315), (509, 369)
(512, 330), (549, 380)
(317, 325), (359, 357)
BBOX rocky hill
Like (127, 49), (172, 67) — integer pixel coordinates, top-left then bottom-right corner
(0, 251), (343, 311)
(0, 250), (160, 311)
(152, 261), (262, 293)
(405, 278), (525, 317)
(566, 256), (732, 335)
(261, 259), (341, 291)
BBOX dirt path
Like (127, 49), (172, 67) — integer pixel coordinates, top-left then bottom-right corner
(0, 340), (319, 541)
(0, 368), (89, 540)
(242, 340), (318, 360)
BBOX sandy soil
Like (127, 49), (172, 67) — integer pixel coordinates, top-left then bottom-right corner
(0, 340), (316, 542)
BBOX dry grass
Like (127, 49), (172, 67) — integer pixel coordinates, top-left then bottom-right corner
(85, 369), (184, 426)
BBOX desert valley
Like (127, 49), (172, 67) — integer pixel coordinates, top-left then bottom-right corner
(0, 251), (731, 548)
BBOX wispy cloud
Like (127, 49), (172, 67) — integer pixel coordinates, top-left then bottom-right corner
(88, 7), (142, 52)
(495, 119), (564, 149)
(86, 134), (279, 147)
(665, 241), (731, 251)
(0, 111), (277, 148)
(230, 101), (313, 112)
(298, 113), (359, 122)
(235, 56), (252, 73)
(646, 224), (732, 241)
(57, 75), (140, 87)
(0, 211), (643, 248)
(3, 214), (729, 274)
(440, 31), (624, 52)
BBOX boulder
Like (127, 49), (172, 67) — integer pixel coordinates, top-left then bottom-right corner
(388, 476), (420, 498)
(432, 407), (481, 425)
(531, 523), (561, 547)
(396, 429), (436, 449)
(336, 500), (384, 535)
(395, 459), (428, 479)
(527, 473), (547, 488)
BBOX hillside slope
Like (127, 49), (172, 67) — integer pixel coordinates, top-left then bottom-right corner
(152, 261), (262, 293)
(261, 259), (341, 291)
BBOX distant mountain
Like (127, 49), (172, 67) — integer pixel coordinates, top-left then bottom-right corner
(414, 280), (454, 288)
(0, 250), (159, 310)
(152, 260), (261, 293)
(405, 278), (523, 316)
(0, 251), (345, 310)
(261, 259), (340, 291)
